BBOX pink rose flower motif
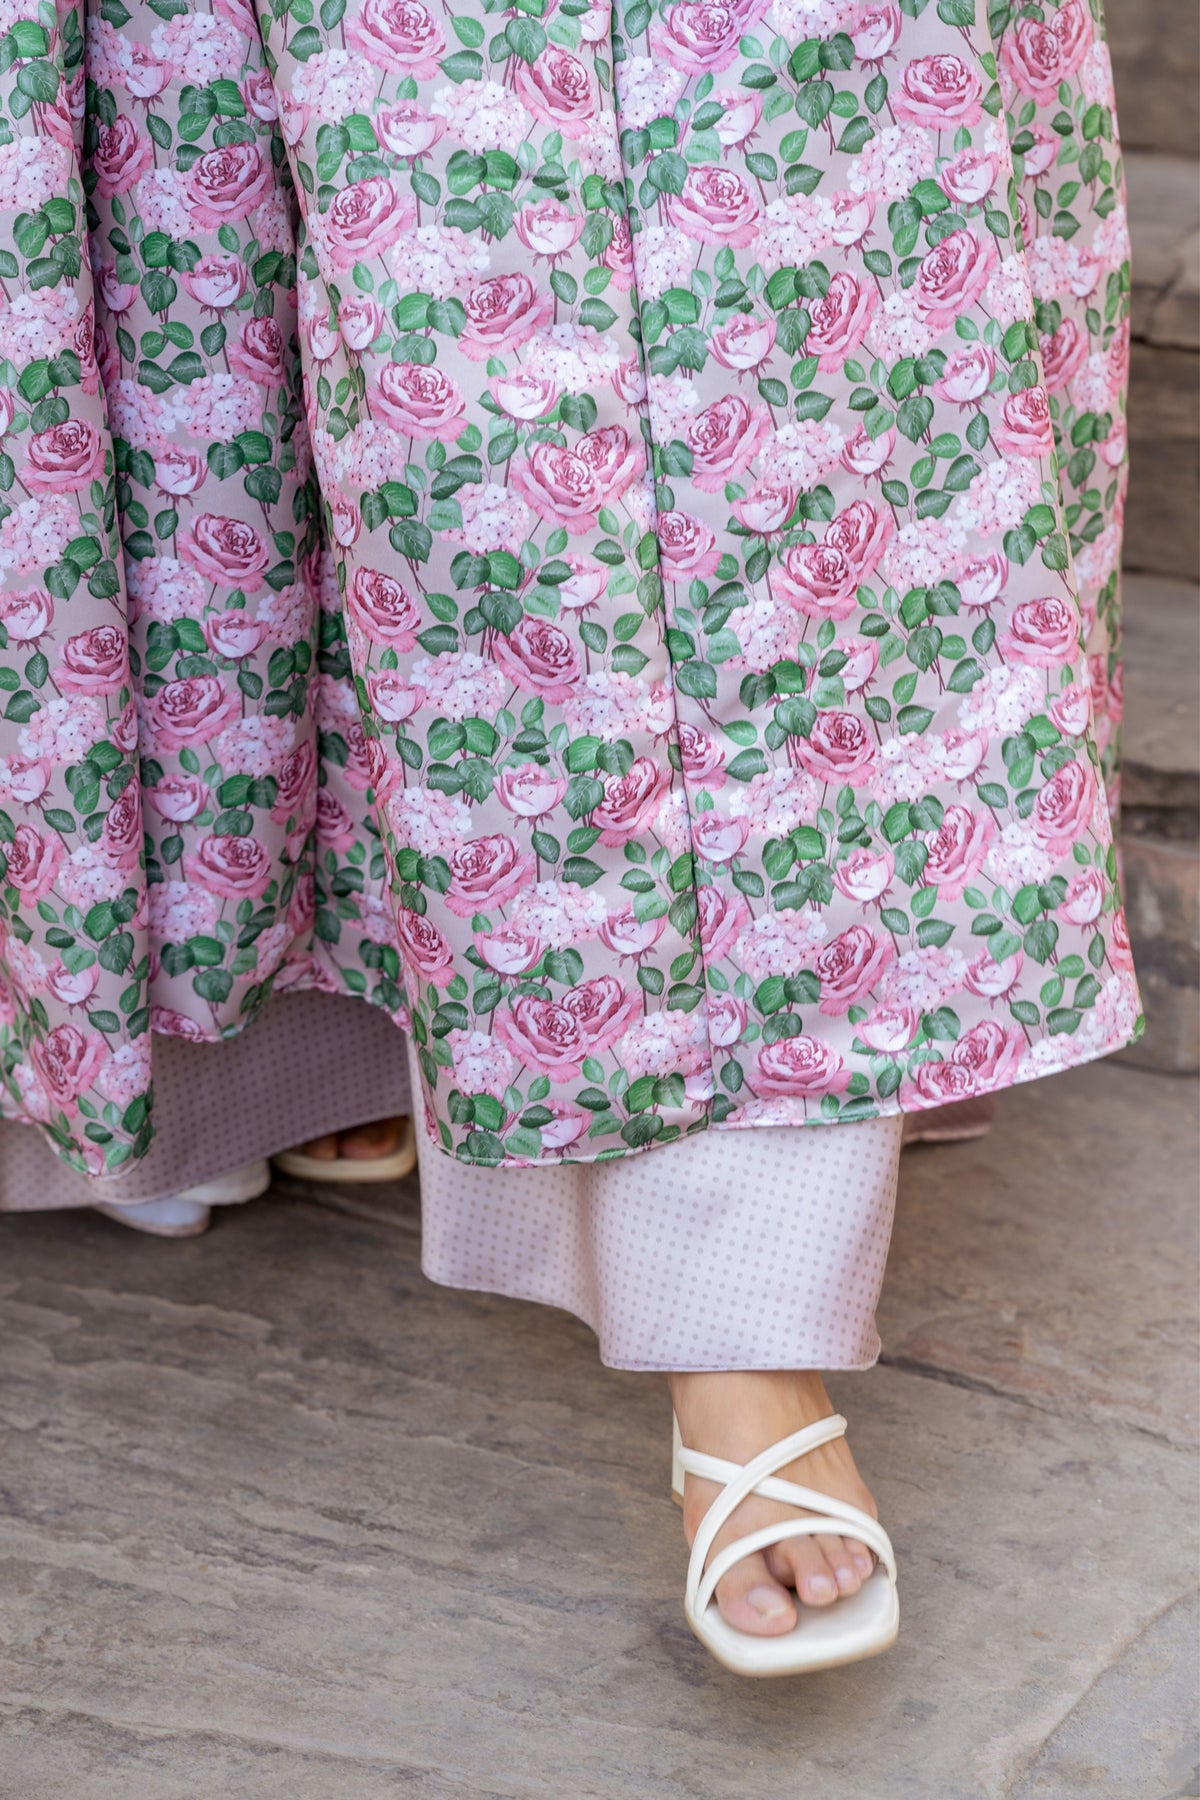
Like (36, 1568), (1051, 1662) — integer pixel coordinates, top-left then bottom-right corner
(187, 143), (273, 228)
(328, 492), (362, 549)
(112, 700), (139, 754)
(228, 316), (286, 386)
(904, 1058), (979, 1109)
(0, 589), (53, 642)
(511, 442), (603, 532)
(182, 253), (251, 310)
(834, 847), (894, 903)
(1099, 418), (1127, 471)
(957, 552), (1008, 608)
(347, 565), (422, 651)
(0, 388), (14, 436)
(1002, 0), (1090, 107)
(243, 67), (277, 120)
(47, 959), (101, 1007)
(74, 304), (99, 395)
(731, 484), (798, 533)
(998, 594), (1080, 668)
(657, 510), (723, 581)
(149, 675), (242, 750)
(651, 1), (745, 75)
(150, 1008), (210, 1040)
(458, 274), (554, 362)
(346, 0), (445, 74)
(155, 444), (208, 497)
(56, 624), (128, 695)
(444, 835), (537, 919)
(203, 611), (267, 660)
(668, 165), (760, 246)
(827, 189), (876, 254)
(99, 786), (142, 871)
(91, 116), (153, 197)
(692, 812), (751, 864)
(511, 44), (597, 129)
(184, 833), (272, 900)
(564, 975), (640, 1056)
(557, 555), (609, 612)
(537, 1102), (592, 1150)
(774, 541), (859, 622)
(599, 904), (668, 959)
(1040, 319), (1089, 394)
(375, 104), (447, 158)
(933, 341), (995, 406)
(939, 727), (988, 783)
(939, 149), (998, 208)
(495, 993), (589, 1079)
(489, 370), (560, 421)
(814, 924), (894, 1015)
(271, 741), (318, 827)
(372, 362), (467, 442)
(994, 385), (1055, 458)
(696, 883), (750, 960)
(1022, 125), (1058, 178)
(123, 42), (172, 99)
(709, 313), (776, 373)
(1058, 866), (1106, 927)
(834, 635), (880, 695)
(685, 394), (772, 494)
(315, 788), (358, 854)
(323, 177), (416, 272)
(841, 423), (895, 477)
(148, 773), (210, 822)
(6, 823), (63, 903)
(923, 803), (996, 900)
(964, 945), (1023, 998)
(602, 216), (636, 292)
(179, 514), (270, 589)
(24, 420), (107, 493)
(1108, 906), (1136, 971)
(1048, 680), (1092, 737)
(497, 763), (568, 819)
(369, 670), (426, 724)
(475, 922), (545, 975)
(576, 425), (642, 505)
(31, 1024), (108, 1115)
(678, 720), (727, 789)
(714, 90), (763, 150)
(1031, 758), (1097, 855)
(514, 198), (585, 258)
(1, 755), (50, 803)
(806, 272), (878, 373)
(859, 1003), (919, 1053)
(892, 54), (984, 128)
(492, 614), (582, 701)
(397, 908), (457, 989)
(592, 756), (671, 847)
(794, 710), (876, 788)
(338, 293), (385, 349)
(851, 3), (901, 60)
(755, 1034), (851, 1098)
(950, 1019), (1023, 1091)
(707, 989), (747, 1047)
(913, 228), (998, 332)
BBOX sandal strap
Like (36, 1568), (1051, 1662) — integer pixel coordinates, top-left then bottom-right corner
(678, 1443), (882, 1538)
(681, 1415), (898, 1619)
(695, 1513), (896, 1619)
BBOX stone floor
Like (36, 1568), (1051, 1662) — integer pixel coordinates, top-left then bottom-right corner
(1, 1058), (1196, 1800)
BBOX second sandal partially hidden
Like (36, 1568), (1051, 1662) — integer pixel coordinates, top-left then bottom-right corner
(673, 1415), (899, 1678)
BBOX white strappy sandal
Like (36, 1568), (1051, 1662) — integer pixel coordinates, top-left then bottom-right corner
(672, 1412), (899, 1677)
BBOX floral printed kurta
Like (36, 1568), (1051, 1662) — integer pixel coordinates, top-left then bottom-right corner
(0, 0), (1141, 1175)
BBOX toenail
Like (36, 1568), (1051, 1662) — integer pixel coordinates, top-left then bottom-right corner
(804, 1573), (837, 1601)
(747, 1585), (792, 1620)
(836, 1566), (855, 1586)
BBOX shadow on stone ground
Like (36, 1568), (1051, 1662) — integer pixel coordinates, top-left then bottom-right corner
(1, 1060), (1196, 1800)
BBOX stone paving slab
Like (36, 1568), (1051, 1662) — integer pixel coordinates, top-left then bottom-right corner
(1122, 572), (1200, 807)
(1, 1063), (1197, 1800)
(1127, 154), (1200, 351)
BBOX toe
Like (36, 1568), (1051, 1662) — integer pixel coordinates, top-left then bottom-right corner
(714, 1550), (798, 1637)
(845, 1536), (875, 1580)
(815, 1533), (863, 1597)
(770, 1535), (839, 1608)
(299, 1134), (339, 1161)
(338, 1118), (401, 1160)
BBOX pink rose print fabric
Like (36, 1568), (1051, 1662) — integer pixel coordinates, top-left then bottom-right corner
(0, 0), (1141, 1175)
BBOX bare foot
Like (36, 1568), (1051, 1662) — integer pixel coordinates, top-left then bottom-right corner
(293, 1118), (405, 1162)
(668, 1370), (878, 1639)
